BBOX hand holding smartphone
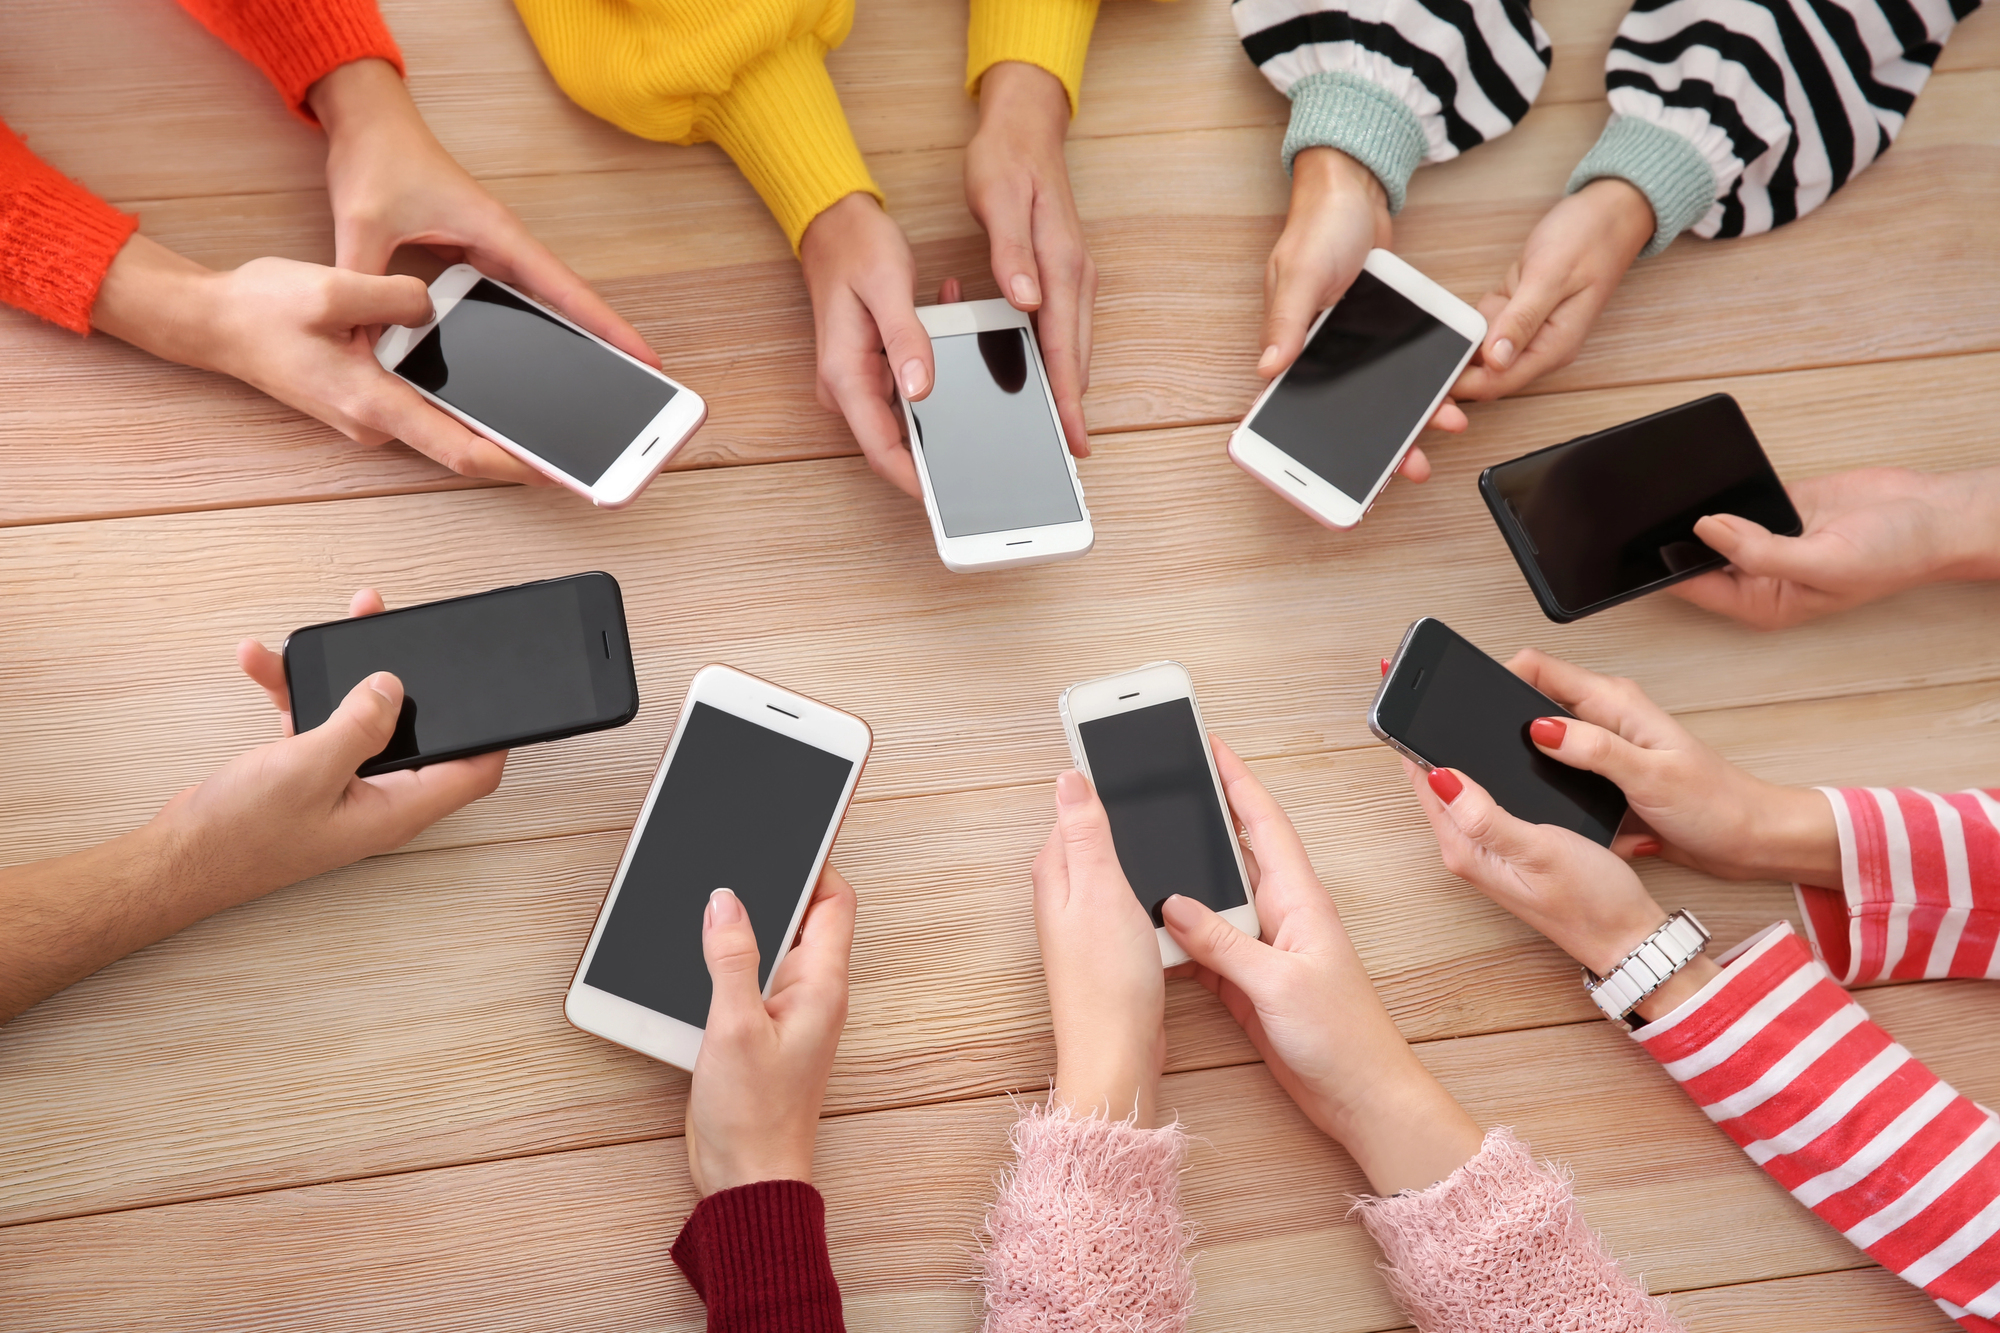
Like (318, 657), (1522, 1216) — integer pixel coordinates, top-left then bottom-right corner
(902, 299), (1094, 572)
(1230, 250), (1485, 529)
(1058, 662), (1259, 965)
(566, 666), (871, 1071)
(283, 572), (639, 776)
(374, 264), (706, 507)
(1371, 619), (1627, 846)
(1481, 393), (1803, 621)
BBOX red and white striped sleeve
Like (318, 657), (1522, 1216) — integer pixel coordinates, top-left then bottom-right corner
(1635, 923), (2000, 1330)
(1795, 788), (2000, 985)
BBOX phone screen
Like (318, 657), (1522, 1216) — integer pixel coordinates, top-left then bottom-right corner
(583, 703), (855, 1027)
(909, 328), (1082, 537)
(287, 576), (633, 774)
(1376, 621), (1626, 844)
(1247, 269), (1472, 500)
(1486, 394), (1799, 614)
(1077, 699), (1248, 923)
(394, 279), (677, 486)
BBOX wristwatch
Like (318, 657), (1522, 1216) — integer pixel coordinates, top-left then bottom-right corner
(1582, 910), (1711, 1022)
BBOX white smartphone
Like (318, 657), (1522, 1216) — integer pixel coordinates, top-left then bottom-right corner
(374, 263), (707, 509)
(1229, 249), (1486, 530)
(901, 299), (1093, 572)
(1058, 661), (1259, 966)
(565, 665), (871, 1071)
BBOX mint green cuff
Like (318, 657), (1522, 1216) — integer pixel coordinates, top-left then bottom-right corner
(1281, 71), (1427, 215)
(1567, 115), (1719, 259)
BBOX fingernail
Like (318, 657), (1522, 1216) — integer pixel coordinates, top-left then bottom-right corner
(1257, 346), (1280, 375)
(1427, 768), (1463, 804)
(1160, 894), (1191, 923)
(1380, 658), (1391, 677)
(366, 671), (400, 702)
(1010, 274), (1040, 307)
(1056, 770), (1089, 807)
(900, 359), (928, 399)
(1529, 717), (1566, 748)
(708, 887), (743, 924)
(1632, 839), (1662, 858)
(1491, 337), (1515, 368)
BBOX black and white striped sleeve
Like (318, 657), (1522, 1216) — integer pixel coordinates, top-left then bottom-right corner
(1571, 0), (1985, 256)
(1232, 0), (1552, 212)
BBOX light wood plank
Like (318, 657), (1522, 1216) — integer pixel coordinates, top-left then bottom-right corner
(2, 68), (1993, 522)
(1668, 1267), (1957, 1332)
(8, 1005), (1990, 1330)
(5, 675), (1995, 1226)
(3, 353), (1996, 864)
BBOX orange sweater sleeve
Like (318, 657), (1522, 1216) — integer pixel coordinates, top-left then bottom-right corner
(0, 119), (139, 334)
(175, 0), (405, 121)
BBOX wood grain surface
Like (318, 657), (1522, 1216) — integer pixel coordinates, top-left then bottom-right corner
(1, 0), (1995, 1328)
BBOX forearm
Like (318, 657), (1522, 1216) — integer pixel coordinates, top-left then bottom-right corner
(1332, 1051), (1485, 1197)
(1933, 466), (2000, 582)
(305, 56), (422, 149)
(90, 234), (229, 372)
(0, 819), (224, 1022)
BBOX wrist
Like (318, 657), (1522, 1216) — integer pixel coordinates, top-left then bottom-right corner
(975, 60), (1070, 140)
(1054, 1048), (1157, 1126)
(1753, 784), (1843, 886)
(91, 235), (228, 371)
(1571, 900), (1675, 978)
(305, 57), (412, 143)
(1328, 1055), (1484, 1196)
(1936, 467), (2000, 581)
(1291, 146), (1389, 226)
(1578, 176), (1656, 266)
(1631, 954), (1721, 1025)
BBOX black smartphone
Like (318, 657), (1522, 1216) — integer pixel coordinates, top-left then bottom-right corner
(1369, 617), (1626, 845)
(1479, 393), (1802, 623)
(283, 572), (639, 776)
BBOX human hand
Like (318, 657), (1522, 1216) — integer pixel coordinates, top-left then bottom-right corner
(158, 592), (507, 899)
(1405, 760), (1718, 1021)
(1452, 178), (1654, 401)
(1668, 467), (2000, 629)
(685, 869), (856, 1194)
(966, 60), (1095, 458)
(91, 236), (549, 484)
(798, 193), (933, 499)
(1508, 650), (1839, 885)
(1261, 149), (1461, 482)
(1160, 739), (1480, 1194)
(1032, 771), (1166, 1124)
(306, 58), (658, 369)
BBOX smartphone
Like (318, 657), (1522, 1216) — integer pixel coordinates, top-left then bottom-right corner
(373, 264), (707, 508)
(1229, 250), (1486, 530)
(1370, 618), (1626, 845)
(1480, 393), (1803, 623)
(565, 665), (871, 1071)
(284, 572), (638, 777)
(901, 299), (1094, 572)
(1059, 661), (1258, 966)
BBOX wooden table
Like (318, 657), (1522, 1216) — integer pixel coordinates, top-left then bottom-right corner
(3, 1), (1998, 1327)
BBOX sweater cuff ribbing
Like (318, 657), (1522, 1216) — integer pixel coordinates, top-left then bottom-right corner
(175, 0), (404, 122)
(1567, 114), (1717, 260)
(700, 32), (882, 254)
(966, 0), (1102, 116)
(1281, 71), (1426, 215)
(0, 122), (139, 335)
(670, 1179), (844, 1332)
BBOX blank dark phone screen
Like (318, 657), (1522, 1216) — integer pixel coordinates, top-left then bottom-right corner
(1383, 627), (1625, 844)
(909, 329), (1082, 537)
(1248, 269), (1472, 499)
(1078, 699), (1247, 922)
(395, 279), (676, 485)
(298, 580), (609, 767)
(1488, 394), (1799, 613)
(584, 703), (855, 1026)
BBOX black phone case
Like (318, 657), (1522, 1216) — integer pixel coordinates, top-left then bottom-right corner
(1479, 394), (1803, 624)
(281, 573), (640, 777)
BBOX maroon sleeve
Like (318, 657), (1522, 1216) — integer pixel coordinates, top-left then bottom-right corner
(670, 1180), (845, 1332)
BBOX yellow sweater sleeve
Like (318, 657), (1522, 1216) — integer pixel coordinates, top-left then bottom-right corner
(966, 0), (1102, 113)
(512, 0), (880, 252)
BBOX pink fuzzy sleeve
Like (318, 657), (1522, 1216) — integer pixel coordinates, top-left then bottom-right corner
(1353, 1127), (1682, 1332)
(978, 1101), (1195, 1332)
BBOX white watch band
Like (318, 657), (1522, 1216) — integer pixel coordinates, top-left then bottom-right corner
(1582, 910), (1711, 1022)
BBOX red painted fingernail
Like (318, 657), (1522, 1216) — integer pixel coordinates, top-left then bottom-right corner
(1427, 768), (1463, 803)
(1381, 658), (1391, 676)
(1529, 717), (1566, 748)
(1633, 839), (1662, 857)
